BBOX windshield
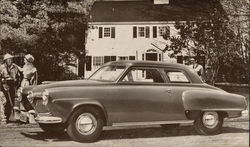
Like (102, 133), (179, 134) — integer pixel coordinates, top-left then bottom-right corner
(89, 65), (126, 82)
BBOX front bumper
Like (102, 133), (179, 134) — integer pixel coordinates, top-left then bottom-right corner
(35, 114), (62, 124)
(241, 109), (249, 117)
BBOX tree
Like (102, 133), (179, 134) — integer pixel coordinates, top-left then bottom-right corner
(163, 0), (248, 85)
(0, 0), (96, 82)
(220, 0), (249, 84)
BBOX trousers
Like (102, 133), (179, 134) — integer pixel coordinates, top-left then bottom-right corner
(1, 80), (16, 122)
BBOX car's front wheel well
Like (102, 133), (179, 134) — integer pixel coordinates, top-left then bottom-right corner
(67, 104), (107, 126)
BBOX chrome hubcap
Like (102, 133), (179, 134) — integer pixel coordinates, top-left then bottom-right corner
(76, 113), (97, 135)
(202, 112), (219, 129)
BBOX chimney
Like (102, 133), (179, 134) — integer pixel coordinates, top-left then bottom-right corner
(154, 0), (169, 5)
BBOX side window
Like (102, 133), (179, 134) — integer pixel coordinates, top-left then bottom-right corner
(122, 68), (164, 83)
(165, 70), (190, 83)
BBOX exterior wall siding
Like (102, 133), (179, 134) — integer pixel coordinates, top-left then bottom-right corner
(85, 22), (180, 78)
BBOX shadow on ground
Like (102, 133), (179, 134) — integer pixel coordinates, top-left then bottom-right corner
(20, 126), (249, 142)
(20, 131), (71, 142)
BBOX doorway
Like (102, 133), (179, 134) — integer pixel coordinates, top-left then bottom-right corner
(146, 53), (158, 61)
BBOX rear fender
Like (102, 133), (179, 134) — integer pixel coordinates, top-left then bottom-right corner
(182, 90), (247, 118)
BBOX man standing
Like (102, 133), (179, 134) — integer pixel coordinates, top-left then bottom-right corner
(189, 58), (205, 81)
(0, 53), (21, 123)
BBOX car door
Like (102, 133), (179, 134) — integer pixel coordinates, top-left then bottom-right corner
(110, 66), (180, 124)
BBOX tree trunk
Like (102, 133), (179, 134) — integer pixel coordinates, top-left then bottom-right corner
(211, 64), (220, 86)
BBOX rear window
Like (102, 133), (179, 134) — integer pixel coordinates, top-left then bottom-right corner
(165, 70), (190, 83)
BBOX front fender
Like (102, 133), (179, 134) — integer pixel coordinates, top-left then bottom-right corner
(47, 98), (107, 124)
(182, 90), (247, 112)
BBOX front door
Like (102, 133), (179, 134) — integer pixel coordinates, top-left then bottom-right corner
(110, 67), (177, 123)
(146, 53), (157, 61)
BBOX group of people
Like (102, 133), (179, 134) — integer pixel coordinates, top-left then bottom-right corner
(0, 53), (37, 124)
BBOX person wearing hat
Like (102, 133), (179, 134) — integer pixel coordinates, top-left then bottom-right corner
(18, 54), (37, 123)
(19, 54), (37, 87)
(189, 57), (205, 81)
(0, 53), (21, 123)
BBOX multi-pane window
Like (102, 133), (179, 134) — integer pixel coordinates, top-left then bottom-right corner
(99, 27), (115, 38)
(158, 26), (170, 37)
(138, 27), (145, 37)
(133, 26), (150, 38)
(93, 56), (104, 69)
(104, 27), (111, 37)
(118, 56), (129, 61)
(118, 56), (135, 61)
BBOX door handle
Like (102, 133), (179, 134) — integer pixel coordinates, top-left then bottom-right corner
(165, 89), (171, 93)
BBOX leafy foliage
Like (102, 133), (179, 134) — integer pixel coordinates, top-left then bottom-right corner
(163, 1), (249, 84)
(0, 0), (95, 82)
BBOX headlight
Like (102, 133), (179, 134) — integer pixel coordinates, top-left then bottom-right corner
(27, 91), (34, 103)
(42, 90), (49, 105)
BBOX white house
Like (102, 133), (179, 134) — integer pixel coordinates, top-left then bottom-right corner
(84, 0), (215, 77)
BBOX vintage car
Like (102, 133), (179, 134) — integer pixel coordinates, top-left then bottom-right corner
(23, 61), (247, 142)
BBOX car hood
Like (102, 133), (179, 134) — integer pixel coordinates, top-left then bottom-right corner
(30, 80), (109, 94)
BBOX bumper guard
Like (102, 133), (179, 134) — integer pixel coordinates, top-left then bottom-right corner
(35, 115), (62, 124)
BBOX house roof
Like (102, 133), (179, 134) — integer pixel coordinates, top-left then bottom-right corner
(90, 0), (225, 22)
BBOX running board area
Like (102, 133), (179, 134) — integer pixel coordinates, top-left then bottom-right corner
(112, 120), (194, 127)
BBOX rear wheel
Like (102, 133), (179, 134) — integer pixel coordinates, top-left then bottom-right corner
(194, 111), (223, 135)
(67, 107), (104, 143)
(39, 123), (65, 134)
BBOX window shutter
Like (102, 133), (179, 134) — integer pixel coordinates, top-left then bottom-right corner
(133, 26), (137, 38)
(86, 56), (92, 71)
(129, 56), (135, 60)
(99, 27), (103, 38)
(153, 26), (157, 38)
(111, 27), (115, 38)
(165, 26), (170, 38)
(111, 56), (116, 61)
(104, 56), (110, 63)
(146, 26), (150, 38)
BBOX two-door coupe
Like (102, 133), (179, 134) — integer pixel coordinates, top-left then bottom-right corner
(23, 61), (247, 142)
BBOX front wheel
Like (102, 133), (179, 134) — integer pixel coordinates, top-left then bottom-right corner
(194, 111), (223, 135)
(67, 107), (104, 143)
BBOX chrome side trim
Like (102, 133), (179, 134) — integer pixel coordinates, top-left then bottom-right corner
(201, 109), (245, 111)
(112, 120), (194, 127)
(35, 115), (62, 124)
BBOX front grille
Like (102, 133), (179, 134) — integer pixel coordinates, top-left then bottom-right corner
(21, 94), (33, 111)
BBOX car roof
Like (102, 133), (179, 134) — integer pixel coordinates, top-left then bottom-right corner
(105, 60), (188, 69)
(104, 60), (203, 83)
